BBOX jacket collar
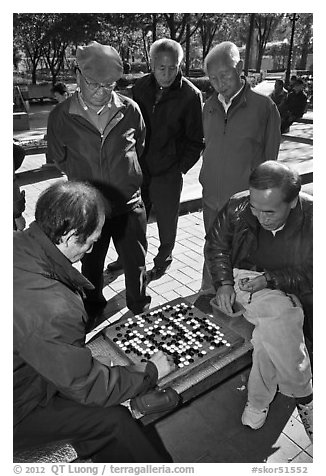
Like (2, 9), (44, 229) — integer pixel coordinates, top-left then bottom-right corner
(149, 70), (183, 91)
(208, 79), (250, 114)
(69, 90), (125, 117)
(28, 222), (94, 293)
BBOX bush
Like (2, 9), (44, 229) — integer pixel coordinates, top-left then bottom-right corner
(187, 76), (214, 96)
(116, 73), (147, 89)
(130, 62), (149, 74)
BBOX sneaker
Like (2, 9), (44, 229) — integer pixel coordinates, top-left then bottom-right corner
(146, 264), (171, 283)
(106, 258), (123, 273)
(297, 401), (313, 442)
(241, 402), (269, 429)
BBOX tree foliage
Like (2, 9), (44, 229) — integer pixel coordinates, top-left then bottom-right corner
(13, 12), (313, 83)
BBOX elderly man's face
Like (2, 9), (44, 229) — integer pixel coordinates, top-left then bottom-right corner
(207, 59), (242, 102)
(152, 51), (179, 88)
(62, 213), (105, 263)
(77, 70), (116, 108)
(249, 187), (298, 231)
(54, 91), (68, 103)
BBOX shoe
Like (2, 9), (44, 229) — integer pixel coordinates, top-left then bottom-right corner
(130, 387), (180, 418)
(84, 299), (107, 331)
(106, 258), (123, 272)
(146, 264), (171, 283)
(241, 402), (269, 429)
(297, 401), (313, 442)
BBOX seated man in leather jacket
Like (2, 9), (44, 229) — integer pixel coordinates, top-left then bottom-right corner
(13, 181), (175, 462)
(204, 161), (313, 441)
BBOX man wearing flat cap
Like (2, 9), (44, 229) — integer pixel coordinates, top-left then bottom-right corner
(47, 41), (150, 328)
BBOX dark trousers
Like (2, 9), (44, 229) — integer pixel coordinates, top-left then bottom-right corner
(81, 202), (151, 314)
(14, 395), (167, 463)
(142, 171), (183, 269)
(280, 110), (300, 133)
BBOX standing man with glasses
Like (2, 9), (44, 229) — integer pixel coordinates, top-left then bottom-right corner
(47, 41), (151, 330)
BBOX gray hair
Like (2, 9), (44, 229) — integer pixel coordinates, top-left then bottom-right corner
(204, 41), (240, 74)
(150, 38), (184, 65)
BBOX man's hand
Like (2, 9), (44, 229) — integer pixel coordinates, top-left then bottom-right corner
(238, 275), (267, 294)
(15, 215), (26, 231)
(215, 285), (236, 315)
(149, 350), (175, 380)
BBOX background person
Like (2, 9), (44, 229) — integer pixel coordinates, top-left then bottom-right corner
(51, 81), (70, 103)
(269, 78), (288, 110)
(132, 38), (204, 282)
(199, 41), (281, 294)
(46, 41), (151, 326)
(13, 142), (26, 231)
(204, 161), (313, 441)
(14, 181), (175, 462)
(279, 78), (307, 133)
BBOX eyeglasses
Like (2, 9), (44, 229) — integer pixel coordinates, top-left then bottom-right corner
(77, 68), (116, 92)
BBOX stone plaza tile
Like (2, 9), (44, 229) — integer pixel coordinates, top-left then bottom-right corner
(184, 279), (202, 292)
(177, 265), (202, 279)
(174, 285), (195, 297)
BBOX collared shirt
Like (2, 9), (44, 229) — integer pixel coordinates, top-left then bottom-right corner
(271, 223), (285, 236)
(76, 92), (117, 135)
(217, 81), (245, 113)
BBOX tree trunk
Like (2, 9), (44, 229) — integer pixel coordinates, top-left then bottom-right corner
(152, 14), (157, 43)
(256, 49), (263, 72)
(31, 64), (37, 84)
(244, 13), (255, 75)
(185, 20), (190, 75)
(297, 33), (310, 70)
(142, 29), (150, 72)
(285, 14), (298, 88)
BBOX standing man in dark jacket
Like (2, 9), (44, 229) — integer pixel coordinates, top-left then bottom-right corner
(204, 161), (313, 441)
(133, 38), (204, 281)
(14, 181), (174, 462)
(47, 41), (150, 326)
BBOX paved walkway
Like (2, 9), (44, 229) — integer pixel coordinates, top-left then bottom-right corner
(14, 99), (314, 464)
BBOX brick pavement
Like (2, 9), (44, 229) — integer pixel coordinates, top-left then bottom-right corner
(13, 103), (314, 464)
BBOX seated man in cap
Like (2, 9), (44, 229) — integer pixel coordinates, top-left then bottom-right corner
(47, 41), (150, 329)
(14, 180), (175, 462)
(205, 161), (313, 441)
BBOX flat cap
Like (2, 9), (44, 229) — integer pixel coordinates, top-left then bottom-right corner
(76, 41), (123, 83)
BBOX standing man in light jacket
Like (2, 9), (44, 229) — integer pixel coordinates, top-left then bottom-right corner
(13, 181), (174, 462)
(199, 41), (281, 293)
(133, 38), (204, 282)
(47, 41), (150, 328)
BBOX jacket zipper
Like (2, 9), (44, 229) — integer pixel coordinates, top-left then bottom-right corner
(99, 132), (105, 179)
(223, 114), (228, 134)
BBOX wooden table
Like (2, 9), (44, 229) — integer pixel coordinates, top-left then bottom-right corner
(93, 295), (254, 425)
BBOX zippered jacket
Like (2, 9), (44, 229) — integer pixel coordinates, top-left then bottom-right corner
(46, 91), (146, 216)
(132, 72), (204, 177)
(200, 82), (281, 210)
(13, 223), (158, 427)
